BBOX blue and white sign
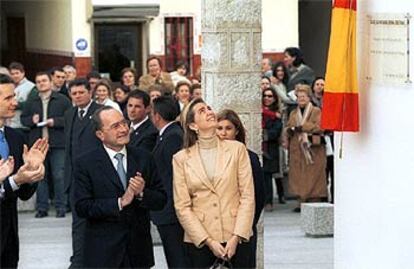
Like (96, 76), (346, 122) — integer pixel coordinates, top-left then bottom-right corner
(76, 38), (88, 51)
(74, 37), (90, 57)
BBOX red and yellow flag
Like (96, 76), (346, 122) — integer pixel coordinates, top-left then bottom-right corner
(321, 0), (359, 132)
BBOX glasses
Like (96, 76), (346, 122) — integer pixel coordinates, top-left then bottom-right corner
(263, 94), (274, 98)
(103, 119), (129, 131)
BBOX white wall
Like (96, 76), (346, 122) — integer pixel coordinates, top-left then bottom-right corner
(3, 0), (73, 54)
(262, 0), (298, 52)
(148, 0), (298, 55)
(71, 0), (92, 57)
(335, 1), (414, 268)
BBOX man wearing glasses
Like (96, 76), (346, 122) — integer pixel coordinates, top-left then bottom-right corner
(73, 106), (166, 268)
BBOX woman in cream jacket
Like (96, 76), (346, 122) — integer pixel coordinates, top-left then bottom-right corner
(173, 98), (255, 268)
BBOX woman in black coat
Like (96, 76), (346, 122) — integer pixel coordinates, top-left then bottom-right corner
(217, 109), (265, 269)
(262, 87), (284, 211)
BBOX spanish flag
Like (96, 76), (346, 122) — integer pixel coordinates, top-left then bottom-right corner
(321, 0), (359, 132)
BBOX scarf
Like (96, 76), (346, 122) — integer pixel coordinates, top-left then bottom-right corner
(295, 102), (314, 165)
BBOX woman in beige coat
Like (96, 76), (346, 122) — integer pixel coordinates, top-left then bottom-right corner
(173, 98), (255, 268)
(285, 84), (327, 212)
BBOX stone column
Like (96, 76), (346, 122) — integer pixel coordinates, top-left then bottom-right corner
(201, 1), (263, 268)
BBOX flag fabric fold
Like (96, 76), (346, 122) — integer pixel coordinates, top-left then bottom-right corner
(321, 0), (359, 132)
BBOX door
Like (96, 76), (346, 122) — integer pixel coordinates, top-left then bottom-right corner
(299, 0), (332, 77)
(95, 24), (143, 81)
(5, 17), (26, 64)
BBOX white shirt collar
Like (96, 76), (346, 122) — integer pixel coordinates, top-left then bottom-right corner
(159, 121), (174, 136)
(131, 116), (149, 131)
(103, 145), (127, 160)
(78, 100), (93, 115)
(0, 126), (4, 132)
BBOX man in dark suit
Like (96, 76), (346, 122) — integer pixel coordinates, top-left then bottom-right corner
(50, 67), (70, 99)
(74, 106), (166, 268)
(126, 90), (158, 152)
(150, 96), (189, 268)
(64, 78), (102, 268)
(21, 71), (72, 218)
(0, 74), (48, 268)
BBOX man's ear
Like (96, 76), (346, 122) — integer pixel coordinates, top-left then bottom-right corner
(95, 130), (104, 141)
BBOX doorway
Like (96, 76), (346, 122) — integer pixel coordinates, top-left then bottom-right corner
(94, 24), (143, 81)
(299, 0), (332, 77)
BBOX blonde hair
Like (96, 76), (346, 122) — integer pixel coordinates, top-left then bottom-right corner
(294, 84), (312, 97)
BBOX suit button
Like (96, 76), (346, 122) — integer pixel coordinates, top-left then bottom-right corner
(215, 216), (219, 220)
(213, 203), (218, 207)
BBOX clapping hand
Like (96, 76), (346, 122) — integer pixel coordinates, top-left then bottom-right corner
(0, 157), (15, 183)
(23, 138), (49, 170)
(129, 172), (145, 195)
(14, 162), (45, 185)
(120, 172), (146, 208)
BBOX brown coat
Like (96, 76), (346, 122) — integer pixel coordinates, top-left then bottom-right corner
(138, 72), (174, 93)
(286, 106), (327, 200)
(173, 139), (255, 247)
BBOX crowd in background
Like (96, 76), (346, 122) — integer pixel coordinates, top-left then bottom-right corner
(0, 46), (334, 268)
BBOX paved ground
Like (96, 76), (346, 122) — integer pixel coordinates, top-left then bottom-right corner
(18, 201), (333, 268)
(264, 201), (334, 269)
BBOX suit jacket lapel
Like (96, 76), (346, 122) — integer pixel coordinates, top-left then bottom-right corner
(186, 144), (215, 192)
(78, 102), (97, 135)
(96, 146), (124, 191)
(212, 140), (232, 188)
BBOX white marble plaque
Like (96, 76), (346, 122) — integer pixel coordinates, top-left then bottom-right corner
(366, 13), (411, 84)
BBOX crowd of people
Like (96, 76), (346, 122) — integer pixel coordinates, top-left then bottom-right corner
(260, 47), (334, 212)
(0, 46), (334, 269)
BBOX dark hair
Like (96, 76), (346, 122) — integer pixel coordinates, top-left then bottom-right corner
(115, 84), (131, 94)
(175, 80), (191, 93)
(217, 109), (247, 145)
(261, 76), (271, 84)
(262, 87), (280, 112)
(190, 83), (201, 95)
(152, 96), (179, 122)
(50, 66), (65, 75)
(0, 74), (13, 84)
(175, 60), (187, 71)
(92, 106), (115, 131)
(284, 47), (304, 67)
(35, 71), (52, 81)
(311, 76), (325, 92)
(8, 62), (24, 72)
(69, 78), (91, 91)
(120, 67), (137, 85)
(272, 61), (289, 86)
(127, 89), (150, 108)
(86, 71), (101, 80)
(182, 98), (205, 149)
(146, 56), (163, 69)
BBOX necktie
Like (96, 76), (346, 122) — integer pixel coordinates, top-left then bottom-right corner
(114, 153), (127, 190)
(0, 130), (9, 160)
(79, 109), (85, 120)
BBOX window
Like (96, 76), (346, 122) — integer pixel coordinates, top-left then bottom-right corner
(164, 17), (193, 74)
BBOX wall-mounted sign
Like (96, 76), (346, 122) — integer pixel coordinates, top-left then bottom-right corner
(366, 13), (411, 84)
(74, 38), (90, 57)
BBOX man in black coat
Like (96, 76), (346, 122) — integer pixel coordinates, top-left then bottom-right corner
(126, 90), (158, 152)
(150, 96), (189, 268)
(0, 74), (48, 268)
(51, 66), (70, 99)
(21, 72), (72, 218)
(64, 78), (102, 268)
(74, 106), (166, 268)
